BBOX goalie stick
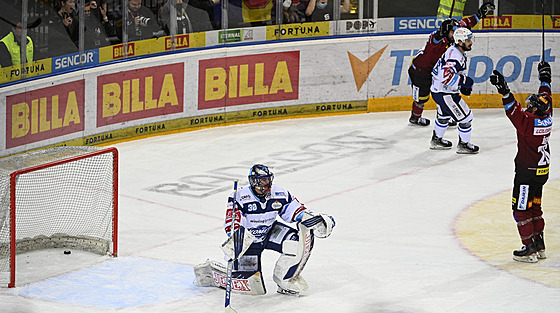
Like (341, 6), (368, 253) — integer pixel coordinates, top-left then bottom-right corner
(225, 180), (239, 313)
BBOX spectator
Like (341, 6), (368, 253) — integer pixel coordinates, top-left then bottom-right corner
(117, 0), (160, 42)
(159, 0), (216, 34)
(0, 22), (35, 67)
(46, 0), (79, 57)
(88, 0), (110, 24)
(84, 0), (111, 49)
(305, 0), (349, 22)
(159, 0), (193, 34)
(57, 0), (80, 47)
(282, 0), (306, 23)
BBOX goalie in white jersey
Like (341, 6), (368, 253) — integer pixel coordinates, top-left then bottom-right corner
(194, 164), (335, 296)
(430, 27), (479, 154)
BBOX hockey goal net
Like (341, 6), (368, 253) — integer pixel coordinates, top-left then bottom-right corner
(0, 146), (118, 288)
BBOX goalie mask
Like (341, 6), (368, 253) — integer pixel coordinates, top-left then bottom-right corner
(249, 164), (274, 197)
(525, 93), (551, 116)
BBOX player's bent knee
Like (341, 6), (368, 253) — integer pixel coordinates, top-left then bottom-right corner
(459, 121), (472, 129)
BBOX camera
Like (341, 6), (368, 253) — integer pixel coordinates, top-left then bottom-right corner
(137, 16), (151, 26)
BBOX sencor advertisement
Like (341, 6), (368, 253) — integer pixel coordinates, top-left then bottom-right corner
(52, 50), (100, 73)
(5, 80), (85, 149)
(198, 51), (300, 110)
(97, 63), (184, 127)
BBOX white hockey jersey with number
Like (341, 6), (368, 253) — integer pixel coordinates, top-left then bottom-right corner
(431, 45), (468, 94)
(225, 185), (306, 243)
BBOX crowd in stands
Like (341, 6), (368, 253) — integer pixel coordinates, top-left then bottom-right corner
(0, 0), (354, 66)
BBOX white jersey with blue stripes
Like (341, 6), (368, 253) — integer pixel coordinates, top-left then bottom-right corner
(431, 45), (468, 94)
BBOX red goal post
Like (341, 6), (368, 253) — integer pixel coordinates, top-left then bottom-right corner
(0, 146), (118, 288)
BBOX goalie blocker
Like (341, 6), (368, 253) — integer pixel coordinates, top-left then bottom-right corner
(194, 163), (335, 296)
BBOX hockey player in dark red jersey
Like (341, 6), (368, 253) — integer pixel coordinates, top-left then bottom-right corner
(407, 2), (494, 126)
(490, 61), (553, 263)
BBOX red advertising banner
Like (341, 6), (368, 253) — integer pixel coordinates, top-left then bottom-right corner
(6, 80), (85, 149)
(198, 51), (300, 109)
(97, 63), (184, 127)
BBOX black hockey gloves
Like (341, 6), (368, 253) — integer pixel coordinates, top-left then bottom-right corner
(459, 75), (474, 96)
(538, 61), (552, 83)
(490, 70), (511, 95)
(438, 19), (458, 39)
(478, 2), (495, 19)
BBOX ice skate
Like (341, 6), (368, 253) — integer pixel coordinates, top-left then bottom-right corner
(534, 234), (546, 259)
(457, 139), (479, 154)
(409, 115), (430, 126)
(513, 242), (538, 263)
(430, 131), (452, 150)
(277, 285), (301, 297)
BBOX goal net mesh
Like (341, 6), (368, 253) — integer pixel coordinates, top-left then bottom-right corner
(0, 146), (117, 285)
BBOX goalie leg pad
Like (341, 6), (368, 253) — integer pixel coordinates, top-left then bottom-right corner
(272, 223), (315, 293)
(193, 260), (266, 295)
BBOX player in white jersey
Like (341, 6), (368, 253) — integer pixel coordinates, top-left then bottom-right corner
(430, 27), (479, 154)
(194, 164), (335, 296)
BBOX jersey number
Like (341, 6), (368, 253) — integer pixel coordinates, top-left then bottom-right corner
(248, 203), (258, 212)
(537, 137), (550, 166)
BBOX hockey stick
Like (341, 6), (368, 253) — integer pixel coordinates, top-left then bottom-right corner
(0, 16), (42, 29)
(225, 180), (239, 313)
(449, 0), (456, 18)
(541, 0), (545, 62)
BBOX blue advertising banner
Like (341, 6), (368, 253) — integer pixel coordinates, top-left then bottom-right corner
(52, 50), (100, 73)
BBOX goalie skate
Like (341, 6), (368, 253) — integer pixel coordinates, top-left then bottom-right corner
(277, 286), (301, 297)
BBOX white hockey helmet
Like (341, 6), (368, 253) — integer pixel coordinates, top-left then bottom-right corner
(453, 27), (473, 45)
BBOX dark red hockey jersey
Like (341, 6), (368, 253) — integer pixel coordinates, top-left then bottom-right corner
(503, 84), (553, 177)
(411, 16), (479, 74)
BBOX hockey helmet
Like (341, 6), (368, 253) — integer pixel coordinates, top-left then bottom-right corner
(453, 27), (473, 45)
(248, 164), (274, 197)
(525, 93), (551, 116)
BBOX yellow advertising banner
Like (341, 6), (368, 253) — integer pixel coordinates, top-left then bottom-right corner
(473, 15), (560, 30)
(98, 33), (206, 64)
(266, 22), (330, 40)
(0, 59), (51, 84)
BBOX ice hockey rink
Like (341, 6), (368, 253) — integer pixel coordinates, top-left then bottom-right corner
(1, 108), (559, 313)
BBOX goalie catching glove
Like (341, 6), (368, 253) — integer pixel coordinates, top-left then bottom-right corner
(296, 210), (335, 238)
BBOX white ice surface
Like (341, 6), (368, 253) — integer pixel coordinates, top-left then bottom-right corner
(1, 109), (559, 313)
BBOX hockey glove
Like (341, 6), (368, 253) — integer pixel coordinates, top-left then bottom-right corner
(490, 70), (511, 95)
(538, 61), (552, 83)
(459, 75), (474, 96)
(477, 2), (495, 19)
(299, 211), (335, 239)
(438, 18), (457, 39)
